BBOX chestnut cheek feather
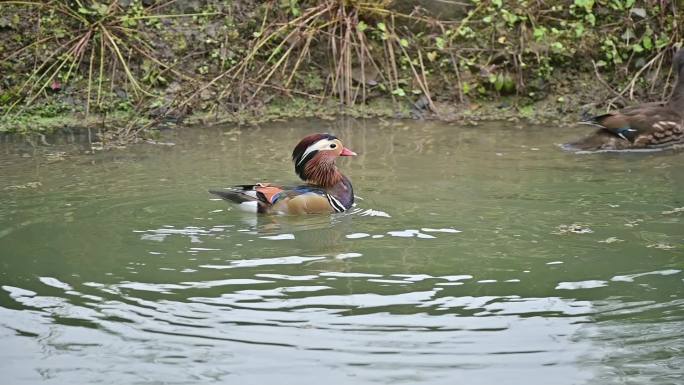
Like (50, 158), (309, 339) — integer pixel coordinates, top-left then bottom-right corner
(304, 154), (342, 188)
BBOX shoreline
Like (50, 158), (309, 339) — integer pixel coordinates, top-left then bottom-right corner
(0, 94), (583, 140)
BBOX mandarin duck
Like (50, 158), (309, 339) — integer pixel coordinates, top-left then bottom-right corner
(564, 48), (684, 151)
(210, 133), (356, 215)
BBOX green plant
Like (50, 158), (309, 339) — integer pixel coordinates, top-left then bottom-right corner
(1, 1), (209, 118)
(177, 0), (436, 114)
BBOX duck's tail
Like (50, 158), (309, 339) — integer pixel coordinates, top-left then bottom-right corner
(209, 187), (257, 203)
(578, 112), (611, 128)
(209, 185), (275, 213)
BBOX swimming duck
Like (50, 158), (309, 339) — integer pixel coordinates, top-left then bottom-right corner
(210, 133), (356, 214)
(565, 48), (684, 151)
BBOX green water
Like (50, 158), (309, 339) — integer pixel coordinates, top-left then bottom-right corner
(1, 119), (682, 385)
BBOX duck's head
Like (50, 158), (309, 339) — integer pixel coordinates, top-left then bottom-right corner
(292, 133), (356, 184)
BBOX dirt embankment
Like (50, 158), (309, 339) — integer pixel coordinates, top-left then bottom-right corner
(1, 1), (682, 139)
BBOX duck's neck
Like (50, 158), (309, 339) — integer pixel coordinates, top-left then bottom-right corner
(668, 68), (684, 112)
(304, 159), (343, 188)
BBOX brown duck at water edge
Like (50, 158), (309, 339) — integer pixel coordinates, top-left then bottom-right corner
(564, 48), (684, 151)
(210, 133), (356, 215)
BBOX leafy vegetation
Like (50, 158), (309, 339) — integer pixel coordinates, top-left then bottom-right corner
(0, 0), (682, 138)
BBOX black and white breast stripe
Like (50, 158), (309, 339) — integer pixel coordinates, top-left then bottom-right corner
(326, 194), (346, 213)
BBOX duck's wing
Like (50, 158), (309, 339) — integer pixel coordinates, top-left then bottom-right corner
(270, 185), (345, 215)
(580, 105), (683, 145)
(209, 183), (286, 213)
(210, 183), (340, 214)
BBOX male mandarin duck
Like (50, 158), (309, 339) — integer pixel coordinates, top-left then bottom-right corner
(210, 133), (356, 215)
(564, 48), (684, 151)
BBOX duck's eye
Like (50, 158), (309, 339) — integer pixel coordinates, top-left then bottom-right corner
(330, 143), (337, 149)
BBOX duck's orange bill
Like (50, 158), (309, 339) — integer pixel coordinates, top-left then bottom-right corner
(340, 147), (357, 156)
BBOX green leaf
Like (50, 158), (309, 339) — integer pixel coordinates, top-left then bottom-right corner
(357, 21), (368, 33)
(655, 35), (669, 49)
(503, 75), (515, 93)
(501, 10), (519, 25)
(391, 88), (406, 97)
(551, 42), (564, 53)
(494, 73), (504, 91)
(377, 22), (386, 32)
(632, 43), (644, 53)
(457, 26), (473, 38)
(585, 13), (596, 26)
(574, 0), (594, 13)
(93, 3), (108, 15)
(290, 4), (301, 16)
(519, 104), (534, 117)
(492, 0), (503, 7)
(400, 38), (409, 48)
(435, 37), (445, 50)
(642, 36), (653, 50)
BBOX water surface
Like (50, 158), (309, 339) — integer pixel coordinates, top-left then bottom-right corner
(1, 119), (682, 384)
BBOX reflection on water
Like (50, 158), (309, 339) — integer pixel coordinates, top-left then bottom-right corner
(0, 119), (682, 384)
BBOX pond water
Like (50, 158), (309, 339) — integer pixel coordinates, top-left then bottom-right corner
(0, 119), (682, 385)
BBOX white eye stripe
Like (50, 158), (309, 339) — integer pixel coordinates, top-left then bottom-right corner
(297, 139), (337, 165)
